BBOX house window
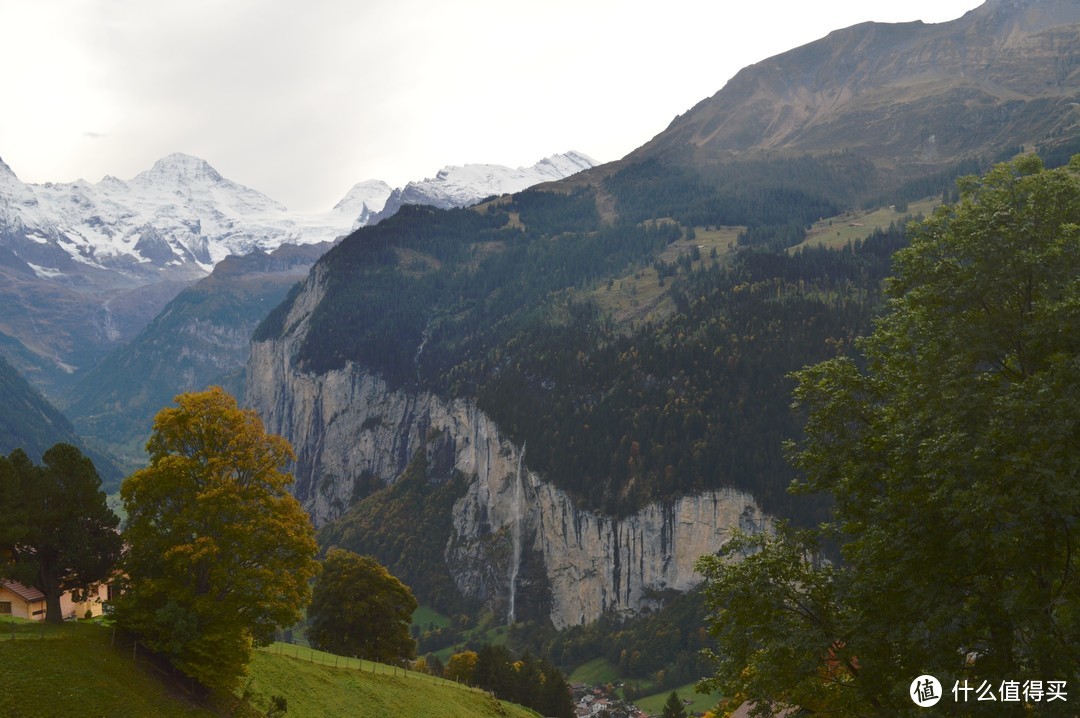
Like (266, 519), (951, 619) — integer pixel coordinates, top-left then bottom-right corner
(0, 601), (11, 615)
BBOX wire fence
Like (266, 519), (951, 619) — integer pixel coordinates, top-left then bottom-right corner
(0, 618), (205, 698)
(261, 639), (494, 697)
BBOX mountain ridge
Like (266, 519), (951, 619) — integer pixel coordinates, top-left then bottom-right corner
(628, 0), (1080, 176)
(370, 151), (598, 224)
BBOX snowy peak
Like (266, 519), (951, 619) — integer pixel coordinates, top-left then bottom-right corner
(0, 156), (17, 179)
(369, 151), (598, 224)
(0, 149), (597, 283)
(332, 178), (392, 224)
(529, 151), (597, 179)
(133, 152), (224, 187)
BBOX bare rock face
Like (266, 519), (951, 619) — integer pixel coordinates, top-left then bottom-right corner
(244, 274), (771, 627)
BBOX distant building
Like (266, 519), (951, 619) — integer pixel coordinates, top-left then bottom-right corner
(0, 580), (45, 620)
(0, 580), (112, 621)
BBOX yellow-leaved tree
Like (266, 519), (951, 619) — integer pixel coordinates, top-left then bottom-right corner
(113, 387), (319, 692)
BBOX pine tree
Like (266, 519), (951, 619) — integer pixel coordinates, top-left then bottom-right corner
(662, 690), (688, 718)
(0, 444), (121, 623)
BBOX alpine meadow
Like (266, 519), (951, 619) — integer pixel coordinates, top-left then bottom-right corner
(2, 1), (1080, 716)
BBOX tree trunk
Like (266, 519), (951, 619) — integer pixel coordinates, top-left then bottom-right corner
(44, 587), (64, 624)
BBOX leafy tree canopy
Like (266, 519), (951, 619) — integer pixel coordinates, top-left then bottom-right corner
(0, 444), (121, 623)
(308, 547), (417, 663)
(113, 387), (320, 692)
(698, 155), (1080, 716)
(445, 650), (479, 684)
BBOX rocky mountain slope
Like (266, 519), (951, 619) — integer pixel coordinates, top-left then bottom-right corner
(243, 0), (1080, 633)
(631, 0), (1080, 174)
(0, 353), (121, 485)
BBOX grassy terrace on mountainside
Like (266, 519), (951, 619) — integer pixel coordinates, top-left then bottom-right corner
(0, 618), (539, 718)
(588, 222), (741, 327)
(797, 197), (939, 251)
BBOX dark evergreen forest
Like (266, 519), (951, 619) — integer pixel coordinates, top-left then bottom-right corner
(258, 158), (913, 521)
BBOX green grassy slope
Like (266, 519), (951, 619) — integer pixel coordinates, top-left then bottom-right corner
(0, 619), (538, 718)
(249, 645), (538, 718)
(0, 619), (214, 718)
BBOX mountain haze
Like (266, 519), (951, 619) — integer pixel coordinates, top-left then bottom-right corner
(0, 353), (122, 484)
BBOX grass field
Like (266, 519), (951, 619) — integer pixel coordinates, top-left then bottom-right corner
(566, 657), (721, 716)
(568, 657), (621, 685)
(797, 197), (939, 251)
(0, 618), (215, 718)
(633, 681), (720, 716)
(0, 617), (538, 718)
(412, 604), (451, 630)
(249, 643), (539, 718)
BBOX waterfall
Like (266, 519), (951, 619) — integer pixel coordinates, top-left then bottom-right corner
(414, 315), (433, 386)
(508, 443), (525, 624)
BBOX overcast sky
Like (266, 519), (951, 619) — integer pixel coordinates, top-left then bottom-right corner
(1, 0), (984, 212)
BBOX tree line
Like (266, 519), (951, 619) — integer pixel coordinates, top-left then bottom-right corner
(0, 388), (425, 698)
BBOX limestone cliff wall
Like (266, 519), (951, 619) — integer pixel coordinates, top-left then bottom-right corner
(244, 273), (771, 627)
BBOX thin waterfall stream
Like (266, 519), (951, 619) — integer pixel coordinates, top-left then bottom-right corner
(507, 443), (525, 624)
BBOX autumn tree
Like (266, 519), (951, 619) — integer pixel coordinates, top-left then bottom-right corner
(113, 387), (319, 692)
(307, 547), (417, 663)
(0, 444), (121, 623)
(699, 155), (1080, 715)
(445, 650), (479, 683)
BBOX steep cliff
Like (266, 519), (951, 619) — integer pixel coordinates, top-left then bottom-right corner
(245, 273), (770, 628)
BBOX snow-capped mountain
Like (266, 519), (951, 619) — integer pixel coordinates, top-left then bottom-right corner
(369, 151), (598, 224)
(333, 179), (394, 229)
(0, 150), (596, 394)
(0, 150), (596, 282)
(0, 153), (364, 280)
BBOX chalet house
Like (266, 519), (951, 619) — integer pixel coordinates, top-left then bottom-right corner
(0, 580), (45, 620)
(0, 580), (112, 621)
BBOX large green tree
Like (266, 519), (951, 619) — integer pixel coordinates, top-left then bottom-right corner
(113, 387), (319, 692)
(699, 155), (1080, 716)
(0, 444), (121, 623)
(307, 547), (417, 663)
